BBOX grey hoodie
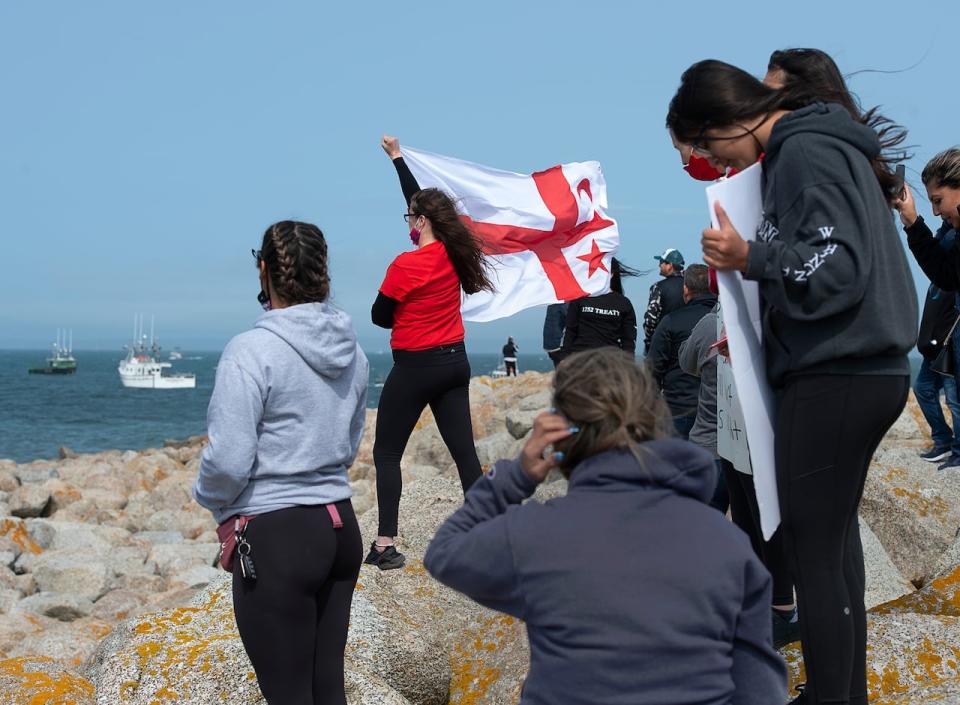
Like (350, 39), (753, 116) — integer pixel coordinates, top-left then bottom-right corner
(678, 304), (719, 456)
(744, 102), (917, 387)
(194, 303), (369, 524)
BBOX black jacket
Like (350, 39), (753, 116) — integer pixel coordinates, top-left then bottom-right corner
(642, 274), (685, 353)
(912, 220), (958, 359)
(542, 303), (569, 352)
(743, 103), (917, 387)
(561, 291), (637, 355)
(648, 295), (717, 417)
(424, 444), (786, 705)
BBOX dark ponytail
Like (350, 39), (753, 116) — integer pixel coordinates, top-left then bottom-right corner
(259, 221), (330, 304)
(610, 259), (643, 295)
(410, 188), (494, 295)
(666, 57), (908, 204)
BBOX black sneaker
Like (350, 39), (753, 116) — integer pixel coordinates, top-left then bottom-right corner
(363, 542), (406, 570)
(920, 446), (952, 462)
(772, 608), (801, 650)
(939, 455), (960, 472)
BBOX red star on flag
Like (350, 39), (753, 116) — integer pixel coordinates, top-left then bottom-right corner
(577, 239), (609, 278)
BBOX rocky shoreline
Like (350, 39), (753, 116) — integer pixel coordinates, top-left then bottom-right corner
(1, 371), (960, 703)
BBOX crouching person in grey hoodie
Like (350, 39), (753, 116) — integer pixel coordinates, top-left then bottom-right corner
(193, 221), (369, 705)
(424, 348), (786, 705)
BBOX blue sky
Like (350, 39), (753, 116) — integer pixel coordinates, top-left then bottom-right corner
(2, 1), (958, 353)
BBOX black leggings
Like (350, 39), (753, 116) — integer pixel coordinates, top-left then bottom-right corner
(722, 459), (794, 606)
(775, 374), (908, 705)
(232, 501), (362, 705)
(374, 343), (482, 537)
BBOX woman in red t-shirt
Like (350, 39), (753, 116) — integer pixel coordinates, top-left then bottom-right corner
(365, 136), (494, 570)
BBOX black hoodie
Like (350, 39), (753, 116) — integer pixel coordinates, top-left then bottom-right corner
(425, 443), (787, 705)
(743, 103), (917, 387)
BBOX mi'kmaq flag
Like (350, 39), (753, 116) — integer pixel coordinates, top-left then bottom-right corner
(400, 146), (620, 322)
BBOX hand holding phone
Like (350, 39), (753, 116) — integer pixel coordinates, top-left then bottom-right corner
(894, 164), (906, 200)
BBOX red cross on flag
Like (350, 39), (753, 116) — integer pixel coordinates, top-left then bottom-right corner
(400, 146), (620, 323)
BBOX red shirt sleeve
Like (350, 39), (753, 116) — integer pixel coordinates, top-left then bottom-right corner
(379, 255), (419, 302)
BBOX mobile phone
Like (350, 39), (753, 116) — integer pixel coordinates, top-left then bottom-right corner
(894, 164), (906, 199)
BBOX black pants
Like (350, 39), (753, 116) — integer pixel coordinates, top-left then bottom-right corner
(722, 459), (794, 606)
(775, 374), (908, 705)
(374, 343), (482, 537)
(232, 501), (362, 705)
(504, 360), (517, 376)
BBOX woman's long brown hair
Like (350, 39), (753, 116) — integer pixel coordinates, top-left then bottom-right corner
(410, 188), (494, 295)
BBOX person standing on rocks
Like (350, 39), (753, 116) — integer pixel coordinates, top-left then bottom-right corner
(894, 147), (960, 470)
(368, 135), (494, 570)
(425, 348), (787, 704)
(559, 258), (639, 358)
(502, 337), (519, 376)
(669, 58), (916, 705)
(678, 288), (800, 649)
(647, 263), (716, 441)
(642, 248), (685, 354)
(193, 221), (369, 705)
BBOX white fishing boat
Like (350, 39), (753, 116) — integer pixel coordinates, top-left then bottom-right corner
(168, 349), (183, 361)
(119, 315), (196, 390)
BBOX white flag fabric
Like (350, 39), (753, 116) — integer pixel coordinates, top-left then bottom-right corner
(400, 146), (620, 322)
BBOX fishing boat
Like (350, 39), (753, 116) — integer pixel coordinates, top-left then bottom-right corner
(28, 329), (77, 375)
(118, 315), (196, 390)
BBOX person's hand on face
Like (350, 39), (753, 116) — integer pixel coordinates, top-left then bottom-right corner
(520, 412), (578, 483)
(702, 203), (749, 272)
(892, 182), (919, 228)
(381, 135), (401, 159)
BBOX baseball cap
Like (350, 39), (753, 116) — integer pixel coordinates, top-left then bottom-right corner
(654, 248), (685, 267)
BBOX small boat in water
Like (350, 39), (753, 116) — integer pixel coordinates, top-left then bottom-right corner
(118, 315), (196, 390)
(28, 329), (77, 375)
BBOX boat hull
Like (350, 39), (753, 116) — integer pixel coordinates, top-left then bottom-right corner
(119, 374), (195, 389)
(28, 367), (77, 375)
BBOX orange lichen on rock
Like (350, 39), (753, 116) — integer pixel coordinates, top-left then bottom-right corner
(0, 656), (94, 705)
(0, 518), (42, 555)
(109, 587), (247, 703)
(448, 614), (522, 705)
(889, 486), (951, 520)
(873, 566), (960, 617)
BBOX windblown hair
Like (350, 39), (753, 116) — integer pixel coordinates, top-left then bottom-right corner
(551, 348), (673, 475)
(683, 264), (710, 296)
(258, 220), (330, 305)
(410, 188), (494, 295)
(610, 258), (644, 295)
(921, 148), (960, 189)
(666, 57), (909, 204)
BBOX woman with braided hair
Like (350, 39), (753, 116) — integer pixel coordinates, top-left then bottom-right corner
(424, 348), (787, 704)
(194, 221), (368, 705)
(366, 135), (494, 570)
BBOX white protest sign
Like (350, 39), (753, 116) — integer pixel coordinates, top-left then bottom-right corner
(716, 309), (753, 475)
(705, 163), (780, 539)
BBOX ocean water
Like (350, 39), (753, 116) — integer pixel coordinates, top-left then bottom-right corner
(0, 349), (555, 464)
